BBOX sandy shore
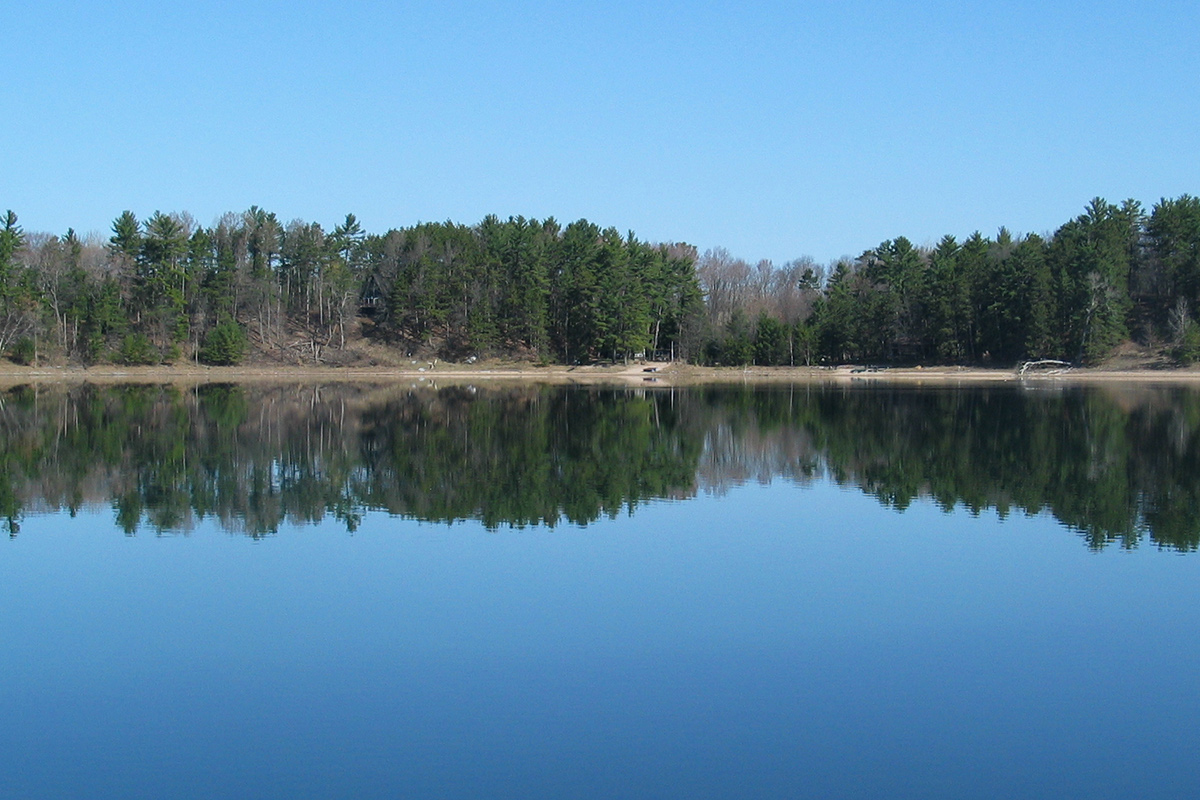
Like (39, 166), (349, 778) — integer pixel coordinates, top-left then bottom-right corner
(1, 361), (1199, 388)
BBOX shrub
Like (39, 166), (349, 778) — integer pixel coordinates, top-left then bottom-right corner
(199, 318), (248, 366)
(1173, 319), (1200, 365)
(116, 333), (159, 366)
(8, 337), (35, 365)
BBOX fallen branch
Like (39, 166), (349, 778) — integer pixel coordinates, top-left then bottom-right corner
(1018, 359), (1072, 375)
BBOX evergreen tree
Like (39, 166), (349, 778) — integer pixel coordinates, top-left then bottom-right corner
(140, 211), (190, 350)
(1146, 195), (1200, 332)
(753, 312), (786, 365)
(0, 211), (36, 357)
(551, 220), (602, 362)
(925, 235), (968, 362)
(1050, 198), (1137, 362)
(959, 232), (991, 362)
(199, 316), (248, 365)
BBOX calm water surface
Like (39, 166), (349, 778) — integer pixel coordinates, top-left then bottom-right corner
(2, 382), (1199, 799)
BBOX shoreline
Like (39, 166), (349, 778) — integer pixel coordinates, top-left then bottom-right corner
(1, 361), (1199, 387)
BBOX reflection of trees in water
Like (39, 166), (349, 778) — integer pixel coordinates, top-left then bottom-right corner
(0, 383), (705, 536)
(694, 385), (823, 493)
(1, 382), (1199, 550)
(355, 386), (703, 528)
(693, 385), (1200, 551)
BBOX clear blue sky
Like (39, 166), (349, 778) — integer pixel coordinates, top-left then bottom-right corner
(5, 0), (1198, 263)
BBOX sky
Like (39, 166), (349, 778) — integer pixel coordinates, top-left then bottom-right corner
(5, 0), (1198, 264)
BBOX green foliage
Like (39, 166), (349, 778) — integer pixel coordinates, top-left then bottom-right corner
(699, 195), (1195, 367)
(1174, 321), (1200, 364)
(793, 319), (817, 366)
(78, 277), (127, 363)
(109, 210), (141, 259)
(551, 219), (603, 362)
(858, 236), (925, 361)
(817, 261), (863, 362)
(0, 210), (22, 266)
(8, 337), (34, 365)
(117, 333), (158, 365)
(753, 312), (786, 365)
(0, 211), (37, 358)
(1169, 300), (1200, 365)
(199, 318), (248, 365)
(1049, 198), (1139, 363)
(716, 311), (753, 365)
(972, 232), (1056, 363)
(370, 216), (700, 363)
(1146, 195), (1200, 333)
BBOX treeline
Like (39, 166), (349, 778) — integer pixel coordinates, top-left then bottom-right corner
(695, 195), (1200, 366)
(0, 209), (701, 366)
(3, 195), (1200, 367)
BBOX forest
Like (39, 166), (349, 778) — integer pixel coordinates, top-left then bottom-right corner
(0, 195), (1198, 367)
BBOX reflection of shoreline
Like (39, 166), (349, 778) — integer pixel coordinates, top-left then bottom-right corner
(1, 383), (1198, 550)
(0, 383), (708, 537)
(2, 362), (1200, 389)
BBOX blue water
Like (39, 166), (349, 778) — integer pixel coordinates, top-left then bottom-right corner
(4, 479), (1198, 799)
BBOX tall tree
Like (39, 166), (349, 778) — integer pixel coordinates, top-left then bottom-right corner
(139, 211), (190, 350)
(108, 210), (141, 315)
(550, 220), (602, 362)
(1145, 195), (1200, 331)
(0, 211), (35, 356)
(924, 235), (968, 362)
(326, 214), (369, 349)
(1050, 198), (1138, 362)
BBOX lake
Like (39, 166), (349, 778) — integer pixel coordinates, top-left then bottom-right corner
(2, 381), (1199, 799)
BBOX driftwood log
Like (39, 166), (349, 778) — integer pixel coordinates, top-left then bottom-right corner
(1018, 359), (1072, 375)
